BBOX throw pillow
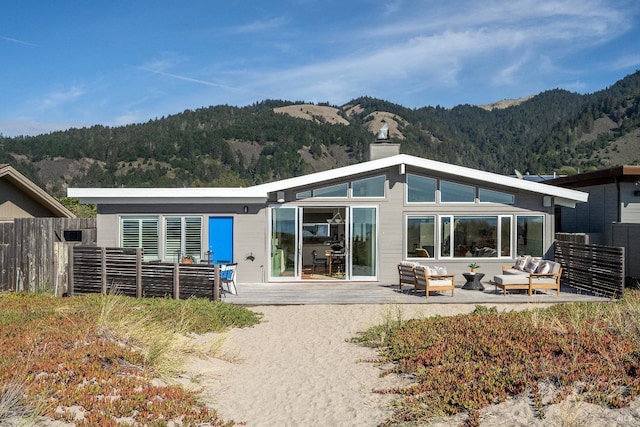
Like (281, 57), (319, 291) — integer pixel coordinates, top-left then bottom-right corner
(514, 257), (528, 271)
(524, 258), (541, 273)
(436, 266), (448, 275)
(537, 262), (551, 274)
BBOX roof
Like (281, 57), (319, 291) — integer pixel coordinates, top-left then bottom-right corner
(546, 165), (640, 188)
(68, 154), (588, 207)
(0, 164), (75, 218)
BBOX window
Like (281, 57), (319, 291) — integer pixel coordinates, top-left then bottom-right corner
(407, 174), (436, 203)
(439, 215), (512, 258)
(406, 216), (435, 258)
(500, 216), (512, 257)
(121, 216), (159, 261)
(352, 175), (385, 198)
(164, 216), (202, 262)
(296, 190), (311, 200)
(63, 230), (82, 242)
(517, 216), (544, 257)
(479, 188), (514, 204)
(313, 183), (348, 198)
(440, 181), (475, 203)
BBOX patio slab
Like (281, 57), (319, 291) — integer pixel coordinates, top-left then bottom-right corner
(220, 282), (610, 306)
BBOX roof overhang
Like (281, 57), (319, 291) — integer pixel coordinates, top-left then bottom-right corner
(67, 154), (589, 207)
(67, 187), (268, 205)
(251, 154), (589, 204)
(0, 164), (75, 218)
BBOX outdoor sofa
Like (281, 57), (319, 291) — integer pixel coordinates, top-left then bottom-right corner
(492, 257), (562, 296)
(397, 261), (455, 298)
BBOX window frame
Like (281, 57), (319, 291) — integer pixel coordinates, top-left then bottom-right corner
(120, 216), (160, 261)
(312, 182), (349, 198)
(351, 175), (386, 198)
(405, 215), (436, 259)
(406, 173), (437, 203)
(438, 214), (513, 259)
(163, 216), (203, 262)
(439, 180), (476, 203)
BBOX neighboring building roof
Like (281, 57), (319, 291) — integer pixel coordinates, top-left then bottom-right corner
(68, 154), (589, 207)
(0, 164), (75, 218)
(546, 165), (640, 188)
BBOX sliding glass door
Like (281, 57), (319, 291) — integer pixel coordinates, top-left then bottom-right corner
(350, 207), (377, 280)
(269, 205), (378, 281)
(270, 207), (298, 279)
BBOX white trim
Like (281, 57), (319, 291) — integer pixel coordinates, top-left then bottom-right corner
(250, 154), (588, 203)
(68, 187), (267, 204)
(68, 154), (589, 205)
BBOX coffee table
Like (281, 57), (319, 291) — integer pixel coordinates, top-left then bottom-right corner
(462, 272), (485, 290)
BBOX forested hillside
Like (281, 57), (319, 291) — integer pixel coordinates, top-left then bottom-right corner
(1, 70), (639, 196)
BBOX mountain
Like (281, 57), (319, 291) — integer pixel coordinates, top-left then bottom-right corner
(1, 71), (639, 197)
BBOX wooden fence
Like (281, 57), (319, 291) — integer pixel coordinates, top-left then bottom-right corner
(554, 240), (625, 299)
(68, 246), (221, 301)
(0, 218), (96, 293)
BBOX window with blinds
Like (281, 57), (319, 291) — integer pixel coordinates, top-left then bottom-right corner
(120, 217), (159, 260)
(164, 216), (202, 262)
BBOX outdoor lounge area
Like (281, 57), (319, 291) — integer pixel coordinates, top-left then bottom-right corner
(493, 257), (562, 296)
(217, 281), (608, 305)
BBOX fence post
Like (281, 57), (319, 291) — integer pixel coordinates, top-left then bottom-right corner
(136, 248), (142, 298)
(67, 245), (74, 296)
(213, 264), (220, 301)
(173, 263), (180, 299)
(101, 247), (107, 294)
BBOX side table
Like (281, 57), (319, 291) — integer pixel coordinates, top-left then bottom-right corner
(462, 272), (485, 290)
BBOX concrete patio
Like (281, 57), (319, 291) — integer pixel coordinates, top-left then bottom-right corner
(219, 282), (611, 306)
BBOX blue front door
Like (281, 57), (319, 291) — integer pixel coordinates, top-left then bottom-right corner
(208, 217), (234, 264)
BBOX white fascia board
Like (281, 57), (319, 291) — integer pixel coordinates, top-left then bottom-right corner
(67, 187), (267, 204)
(249, 154), (589, 204)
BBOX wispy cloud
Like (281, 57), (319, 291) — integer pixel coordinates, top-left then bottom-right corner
(141, 67), (233, 89)
(229, 17), (287, 34)
(38, 86), (85, 112)
(0, 35), (36, 46)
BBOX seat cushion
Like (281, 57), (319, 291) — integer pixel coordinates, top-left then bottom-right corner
(503, 268), (530, 276)
(494, 274), (529, 286)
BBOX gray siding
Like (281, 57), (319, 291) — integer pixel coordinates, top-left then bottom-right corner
(621, 182), (640, 224)
(95, 166), (558, 285)
(558, 183), (620, 245)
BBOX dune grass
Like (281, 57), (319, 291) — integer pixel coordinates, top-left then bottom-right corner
(353, 291), (640, 427)
(0, 292), (261, 426)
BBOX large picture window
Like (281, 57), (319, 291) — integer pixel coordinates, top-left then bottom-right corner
(121, 216), (159, 261)
(440, 215), (512, 258)
(406, 216), (435, 258)
(164, 216), (202, 262)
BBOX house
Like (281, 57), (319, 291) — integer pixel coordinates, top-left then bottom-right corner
(0, 164), (74, 220)
(0, 164), (89, 293)
(547, 165), (640, 279)
(68, 145), (588, 285)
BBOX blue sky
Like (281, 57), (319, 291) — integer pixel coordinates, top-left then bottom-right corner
(1, 0), (640, 137)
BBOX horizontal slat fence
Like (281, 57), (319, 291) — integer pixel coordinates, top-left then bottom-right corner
(554, 240), (624, 299)
(69, 246), (220, 300)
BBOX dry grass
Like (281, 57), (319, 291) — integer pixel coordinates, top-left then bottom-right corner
(354, 291), (640, 427)
(0, 292), (260, 426)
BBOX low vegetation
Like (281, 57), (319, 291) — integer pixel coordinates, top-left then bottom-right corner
(353, 292), (640, 427)
(0, 292), (261, 426)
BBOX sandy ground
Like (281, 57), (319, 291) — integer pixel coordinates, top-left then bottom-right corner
(179, 303), (640, 427)
(9, 303), (640, 426)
